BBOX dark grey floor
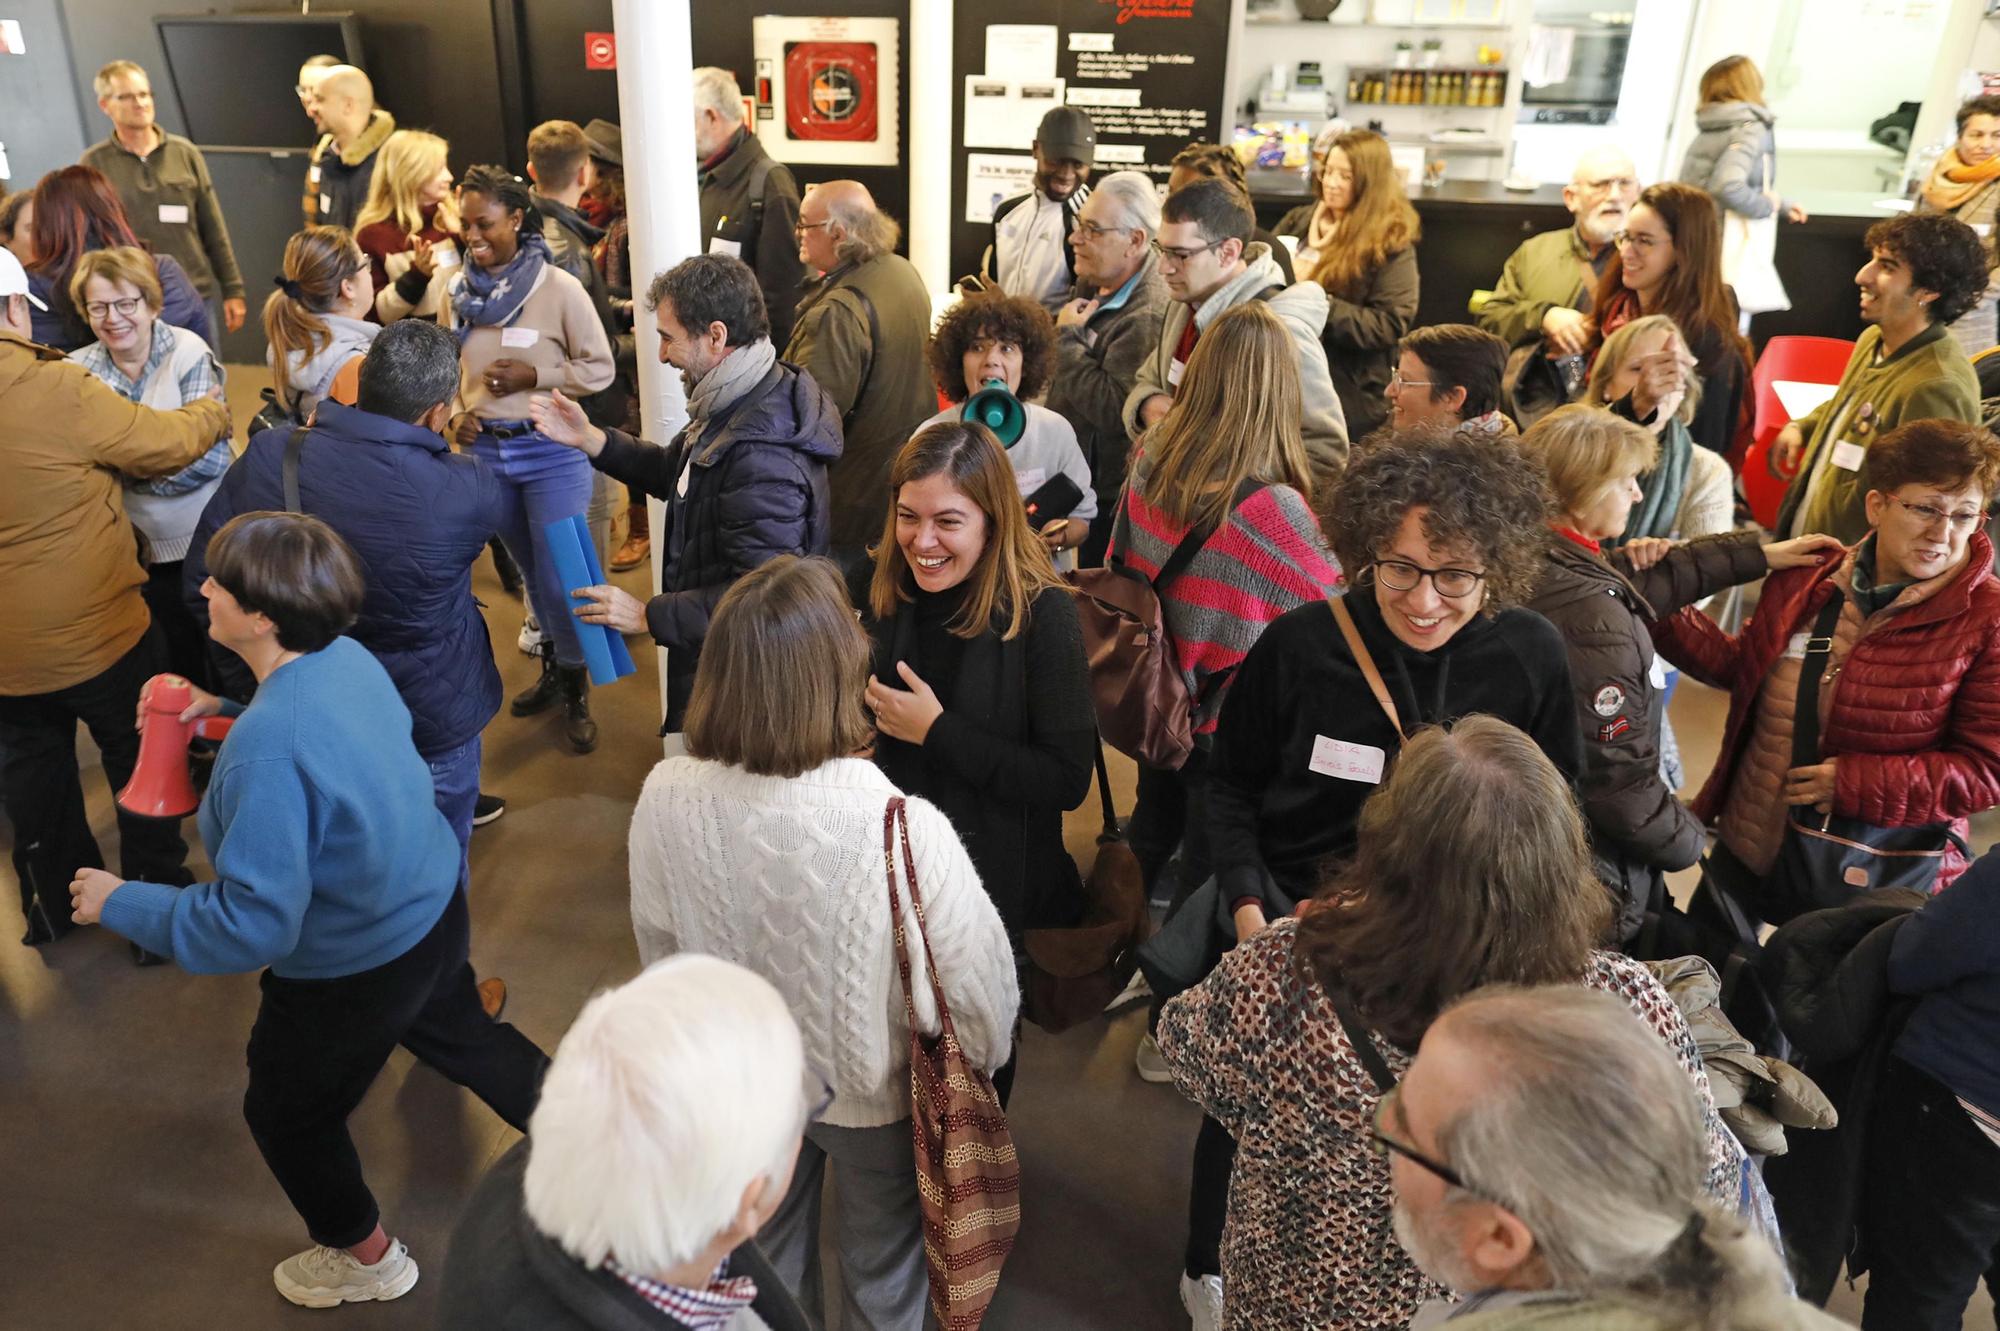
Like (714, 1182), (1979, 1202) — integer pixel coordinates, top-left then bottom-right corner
(0, 373), (1989, 1328)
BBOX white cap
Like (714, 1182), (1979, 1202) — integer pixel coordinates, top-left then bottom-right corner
(0, 247), (49, 311)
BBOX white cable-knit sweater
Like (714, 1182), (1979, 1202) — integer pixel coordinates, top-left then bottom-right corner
(628, 755), (1020, 1130)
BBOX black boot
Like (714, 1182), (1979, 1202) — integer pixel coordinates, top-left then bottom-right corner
(511, 642), (560, 717)
(558, 665), (598, 753)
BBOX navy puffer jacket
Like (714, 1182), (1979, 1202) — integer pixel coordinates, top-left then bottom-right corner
(591, 357), (842, 729)
(186, 401), (503, 755)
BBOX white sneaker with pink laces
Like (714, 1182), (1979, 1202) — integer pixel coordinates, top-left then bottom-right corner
(273, 1238), (419, 1307)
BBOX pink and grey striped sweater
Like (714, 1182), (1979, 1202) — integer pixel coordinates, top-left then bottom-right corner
(1108, 462), (1342, 734)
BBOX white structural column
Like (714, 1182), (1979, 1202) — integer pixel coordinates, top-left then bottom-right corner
(610, 0), (703, 729)
(906, 0), (953, 298)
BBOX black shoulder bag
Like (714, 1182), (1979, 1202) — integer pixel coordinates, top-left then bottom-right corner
(1762, 592), (1968, 923)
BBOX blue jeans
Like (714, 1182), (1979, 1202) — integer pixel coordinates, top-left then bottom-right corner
(426, 735), (482, 884)
(470, 429), (593, 669)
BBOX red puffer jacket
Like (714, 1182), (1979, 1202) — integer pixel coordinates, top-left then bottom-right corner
(1654, 531), (2000, 884)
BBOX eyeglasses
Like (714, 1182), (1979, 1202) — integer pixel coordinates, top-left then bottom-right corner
(1388, 372), (1432, 391)
(1074, 221), (1123, 240)
(1149, 238), (1225, 266)
(1370, 558), (1485, 599)
(1612, 229), (1662, 252)
(1886, 495), (1985, 532)
(85, 297), (145, 321)
(794, 218), (835, 235)
(1369, 1085), (1470, 1191)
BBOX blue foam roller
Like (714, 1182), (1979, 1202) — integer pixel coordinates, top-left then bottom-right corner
(544, 513), (636, 687)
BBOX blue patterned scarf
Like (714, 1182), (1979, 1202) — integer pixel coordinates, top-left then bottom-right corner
(450, 229), (551, 343)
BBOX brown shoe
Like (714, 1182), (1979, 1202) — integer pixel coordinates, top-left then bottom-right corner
(610, 536), (651, 572)
(477, 977), (508, 1020)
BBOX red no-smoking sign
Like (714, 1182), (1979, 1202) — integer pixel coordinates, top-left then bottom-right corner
(584, 32), (616, 70)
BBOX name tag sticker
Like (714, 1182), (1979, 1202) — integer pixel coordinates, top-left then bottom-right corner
(1830, 439), (1867, 472)
(431, 241), (460, 269)
(1649, 654), (1669, 690)
(499, 326), (540, 349)
(707, 236), (743, 258)
(318, 192), (332, 215)
(1013, 466), (1047, 493)
(1785, 632), (1811, 660)
(158, 203), (190, 224)
(1309, 735), (1386, 785)
(1166, 357), (1186, 388)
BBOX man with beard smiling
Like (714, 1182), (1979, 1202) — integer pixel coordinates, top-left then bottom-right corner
(1478, 146), (1638, 353)
(1385, 986), (1845, 1331)
(530, 254), (840, 731)
(1777, 211), (1986, 543)
(985, 106), (1098, 313)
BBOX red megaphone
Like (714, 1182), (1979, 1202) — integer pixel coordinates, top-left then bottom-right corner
(117, 674), (235, 819)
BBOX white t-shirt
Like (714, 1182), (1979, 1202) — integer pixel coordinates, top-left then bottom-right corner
(923, 400), (1098, 570)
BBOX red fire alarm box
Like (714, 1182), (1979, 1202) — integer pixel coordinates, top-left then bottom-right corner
(783, 41), (878, 142)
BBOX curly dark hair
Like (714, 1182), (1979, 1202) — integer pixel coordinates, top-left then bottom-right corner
(1865, 212), (1991, 327)
(926, 290), (1057, 402)
(1321, 426), (1553, 610)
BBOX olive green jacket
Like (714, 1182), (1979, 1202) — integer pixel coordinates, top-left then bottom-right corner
(1477, 225), (1605, 350)
(1429, 1289), (1851, 1331)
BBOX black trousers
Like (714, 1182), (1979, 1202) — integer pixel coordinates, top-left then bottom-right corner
(1129, 750), (1211, 908)
(0, 631), (189, 935)
(243, 890), (549, 1248)
(1860, 1056), (2000, 1330)
(140, 559), (213, 691)
(1186, 1113), (1235, 1278)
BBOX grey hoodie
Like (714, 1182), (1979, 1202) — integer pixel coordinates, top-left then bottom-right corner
(1123, 241), (1349, 492)
(270, 313), (379, 421)
(1679, 101), (1787, 220)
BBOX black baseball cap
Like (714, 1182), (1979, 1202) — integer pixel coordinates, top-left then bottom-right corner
(1036, 106), (1096, 167)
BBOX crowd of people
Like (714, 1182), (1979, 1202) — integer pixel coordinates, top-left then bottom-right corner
(3, 45), (2000, 1331)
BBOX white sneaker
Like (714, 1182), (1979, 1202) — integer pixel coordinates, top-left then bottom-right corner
(1136, 1032), (1172, 1083)
(1105, 969), (1153, 1014)
(517, 613), (545, 656)
(273, 1239), (419, 1308)
(1180, 1272), (1224, 1331)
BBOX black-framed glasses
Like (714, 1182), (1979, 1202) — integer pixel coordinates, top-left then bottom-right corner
(794, 218), (835, 235)
(1369, 558), (1485, 599)
(1886, 495), (1984, 533)
(1149, 237), (1224, 265)
(85, 297), (145, 321)
(1369, 1085), (1470, 1191)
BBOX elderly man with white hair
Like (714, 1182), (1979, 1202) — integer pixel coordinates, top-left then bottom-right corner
(782, 181), (934, 571)
(438, 955), (817, 1331)
(1387, 985), (1846, 1331)
(1476, 145), (1639, 354)
(1046, 168), (1171, 565)
(693, 66), (806, 348)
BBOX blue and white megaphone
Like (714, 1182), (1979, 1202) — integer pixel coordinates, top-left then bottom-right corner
(960, 377), (1026, 448)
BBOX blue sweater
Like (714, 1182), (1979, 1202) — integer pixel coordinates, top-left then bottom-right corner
(1890, 848), (2000, 1117)
(101, 637), (460, 979)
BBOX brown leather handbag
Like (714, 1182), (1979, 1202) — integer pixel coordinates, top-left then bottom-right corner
(884, 798), (1021, 1329)
(1068, 482), (1261, 769)
(1021, 743), (1148, 1033)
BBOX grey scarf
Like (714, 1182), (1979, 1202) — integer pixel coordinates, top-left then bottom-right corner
(686, 337), (777, 430)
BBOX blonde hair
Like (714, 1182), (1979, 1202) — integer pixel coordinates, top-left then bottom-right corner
(68, 245), (163, 314)
(1587, 314), (1702, 426)
(1520, 403), (1661, 518)
(869, 420), (1065, 641)
(1306, 130), (1420, 299)
(354, 130), (458, 237)
(683, 556), (875, 777)
(263, 226), (365, 414)
(93, 59), (146, 100)
(1698, 55), (1765, 107)
(1142, 302), (1313, 529)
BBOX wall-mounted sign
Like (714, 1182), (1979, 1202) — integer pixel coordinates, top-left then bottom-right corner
(583, 31), (615, 71)
(752, 15), (901, 167)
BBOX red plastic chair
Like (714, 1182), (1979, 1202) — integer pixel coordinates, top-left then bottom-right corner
(1741, 335), (1854, 529)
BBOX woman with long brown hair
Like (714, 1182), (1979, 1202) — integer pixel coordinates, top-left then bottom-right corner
(23, 164), (210, 350)
(1107, 302), (1340, 907)
(1588, 181), (1750, 455)
(1155, 716), (1745, 1330)
(263, 225), (377, 422)
(1274, 129), (1421, 439)
(856, 420), (1095, 1099)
